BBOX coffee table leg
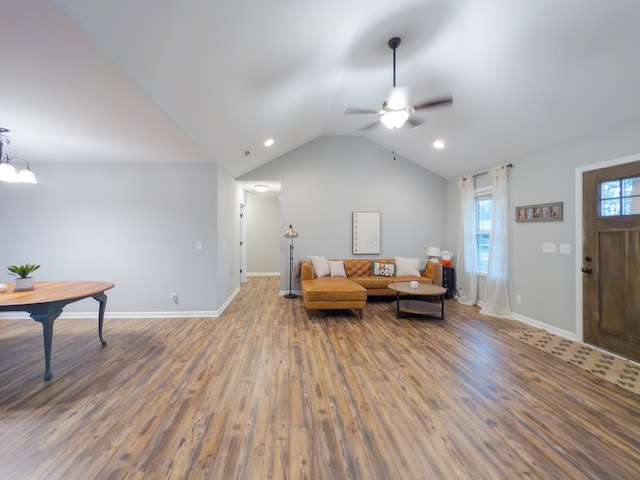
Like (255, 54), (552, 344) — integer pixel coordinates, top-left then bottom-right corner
(441, 294), (445, 319)
(396, 291), (401, 318)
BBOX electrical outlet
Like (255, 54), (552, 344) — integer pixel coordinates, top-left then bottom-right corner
(559, 243), (571, 254)
(542, 242), (556, 253)
(171, 293), (179, 304)
(516, 294), (522, 304)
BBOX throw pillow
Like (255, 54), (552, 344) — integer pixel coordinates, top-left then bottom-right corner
(395, 257), (421, 277)
(422, 261), (436, 279)
(371, 261), (395, 277)
(308, 255), (330, 277)
(328, 260), (347, 278)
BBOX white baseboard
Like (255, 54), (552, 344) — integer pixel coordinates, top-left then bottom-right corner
(511, 312), (577, 340)
(0, 286), (242, 321)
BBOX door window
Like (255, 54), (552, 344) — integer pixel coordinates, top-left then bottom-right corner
(600, 176), (640, 216)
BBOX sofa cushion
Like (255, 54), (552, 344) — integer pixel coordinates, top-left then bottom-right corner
(395, 256), (420, 277)
(352, 276), (431, 290)
(302, 277), (367, 302)
(308, 255), (330, 277)
(371, 261), (395, 277)
(343, 259), (374, 277)
(329, 260), (347, 277)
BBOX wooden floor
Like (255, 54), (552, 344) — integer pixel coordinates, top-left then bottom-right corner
(1, 276), (639, 479)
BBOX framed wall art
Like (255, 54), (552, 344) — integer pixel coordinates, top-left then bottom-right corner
(352, 211), (380, 254)
(515, 202), (563, 223)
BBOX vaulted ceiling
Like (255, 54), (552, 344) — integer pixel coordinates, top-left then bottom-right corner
(2, 0), (640, 179)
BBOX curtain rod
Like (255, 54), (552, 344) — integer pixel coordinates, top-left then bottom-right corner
(473, 163), (513, 178)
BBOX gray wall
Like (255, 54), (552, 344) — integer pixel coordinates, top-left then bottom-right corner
(239, 135), (448, 293)
(446, 116), (640, 335)
(246, 193), (281, 274)
(0, 162), (235, 316)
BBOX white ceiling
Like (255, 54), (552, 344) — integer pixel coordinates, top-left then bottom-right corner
(2, 0), (640, 180)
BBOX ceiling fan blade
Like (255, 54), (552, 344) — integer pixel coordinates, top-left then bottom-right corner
(358, 121), (380, 131)
(406, 117), (426, 128)
(412, 95), (453, 111)
(344, 107), (379, 115)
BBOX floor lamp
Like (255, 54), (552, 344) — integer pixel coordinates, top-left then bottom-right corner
(284, 224), (299, 299)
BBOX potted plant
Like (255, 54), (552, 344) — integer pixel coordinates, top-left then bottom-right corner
(7, 263), (40, 291)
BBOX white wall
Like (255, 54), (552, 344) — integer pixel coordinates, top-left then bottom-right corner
(246, 193), (281, 274)
(238, 135), (449, 293)
(446, 116), (640, 334)
(0, 162), (230, 316)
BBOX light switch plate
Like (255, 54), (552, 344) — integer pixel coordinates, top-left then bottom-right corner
(559, 243), (571, 254)
(542, 242), (556, 253)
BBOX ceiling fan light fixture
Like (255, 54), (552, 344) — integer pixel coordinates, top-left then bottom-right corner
(18, 165), (37, 183)
(380, 110), (409, 129)
(0, 159), (19, 182)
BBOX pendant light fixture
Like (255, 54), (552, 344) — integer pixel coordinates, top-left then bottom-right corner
(0, 128), (37, 184)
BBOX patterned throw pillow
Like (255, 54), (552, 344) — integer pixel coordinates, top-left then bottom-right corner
(371, 261), (395, 277)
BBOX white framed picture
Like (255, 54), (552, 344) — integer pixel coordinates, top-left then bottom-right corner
(352, 211), (380, 255)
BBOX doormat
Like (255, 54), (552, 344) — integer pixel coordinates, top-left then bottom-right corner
(504, 329), (640, 396)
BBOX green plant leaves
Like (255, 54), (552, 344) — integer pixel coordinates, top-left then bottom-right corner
(7, 263), (40, 278)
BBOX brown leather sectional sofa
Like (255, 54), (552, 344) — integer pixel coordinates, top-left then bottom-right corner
(300, 258), (443, 318)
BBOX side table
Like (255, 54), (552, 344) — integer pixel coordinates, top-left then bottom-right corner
(443, 267), (455, 299)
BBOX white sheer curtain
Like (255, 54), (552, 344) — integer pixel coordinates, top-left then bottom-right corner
(480, 165), (512, 318)
(456, 174), (478, 305)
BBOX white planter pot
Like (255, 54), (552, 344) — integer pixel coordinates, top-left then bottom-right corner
(14, 277), (34, 292)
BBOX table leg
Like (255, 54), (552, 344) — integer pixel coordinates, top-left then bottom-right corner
(396, 291), (401, 318)
(440, 294), (445, 319)
(30, 309), (63, 381)
(92, 293), (109, 346)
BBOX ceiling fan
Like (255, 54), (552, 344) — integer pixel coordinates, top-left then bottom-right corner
(345, 37), (453, 131)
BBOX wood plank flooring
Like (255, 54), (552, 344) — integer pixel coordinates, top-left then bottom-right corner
(1, 276), (639, 479)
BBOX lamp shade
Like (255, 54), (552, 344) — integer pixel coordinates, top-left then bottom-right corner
(426, 246), (441, 258)
(284, 225), (298, 238)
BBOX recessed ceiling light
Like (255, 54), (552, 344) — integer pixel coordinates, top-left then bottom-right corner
(254, 184), (268, 193)
(433, 139), (445, 149)
(264, 138), (274, 147)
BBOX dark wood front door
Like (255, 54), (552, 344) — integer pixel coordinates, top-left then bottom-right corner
(583, 160), (640, 361)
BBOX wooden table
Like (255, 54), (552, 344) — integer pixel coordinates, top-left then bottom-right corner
(388, 282), (447, 319)
(0, 281), (115, 380)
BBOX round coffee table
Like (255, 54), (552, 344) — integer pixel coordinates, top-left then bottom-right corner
(388, 282), (447, 319)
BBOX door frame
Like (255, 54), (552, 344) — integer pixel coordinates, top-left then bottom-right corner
(574, 152), (640, 341)
(240, 203), (247, 284)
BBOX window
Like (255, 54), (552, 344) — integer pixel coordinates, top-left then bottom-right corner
(476, 192), (492, 273)
(600, 176), (640, 216)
